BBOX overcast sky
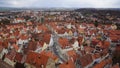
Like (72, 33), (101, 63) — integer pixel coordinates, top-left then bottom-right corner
(0, 0), (120, 8)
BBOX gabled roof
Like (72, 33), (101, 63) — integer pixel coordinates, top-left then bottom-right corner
(93, 58), (112, 68)
(2, 40), (9, 48)
(16, 18), (24, 20)
(26, 51), (49, 68)
(12, 43), (19, 51)
(84, 46), (94, 54)
(67, 50), (77, 62)
(55, 28), (66, 34)
(77, 36), (84, 45)
(14, 53), (23, 63)
(35, 53), (49, 68)
(27, 41), (37, 51)
(26, 51), (39, 64)
(37, 25), (48, 32)
(58, 37), (70, 49)
(93, 60), (107, 68)
(40, 51), (58, 61)
(19, 34), (28, 40)
(80, 54), (93, 67)
(97, 41), (110, 49)
(5, 49), (16, 61)
(26, 22), (32, 25)
(59, 59), (76, 68)
(42, 34), (51, 44)
(92, 53), (101, 60)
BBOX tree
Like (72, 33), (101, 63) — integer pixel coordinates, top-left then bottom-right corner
(94, 21), (98, 27)
(0, 19), (10, 24)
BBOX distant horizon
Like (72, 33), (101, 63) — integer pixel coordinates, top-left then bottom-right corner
(0, 7), (120, 9)
(0, 0), (120, 8)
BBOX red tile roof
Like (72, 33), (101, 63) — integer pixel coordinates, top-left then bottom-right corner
(93, 58), (112, 68)
(103, 41), (110, 49)
(67, 50), (77, 62)
(20, 34), (28, 40)
(56, 28), (66, 34)
(92, 39), (99, 45)
(37, 25), (48, 32)
(97, 41), (110, 49)
(84, 46), (94, 54)
(35, 53), (49, 68)
(26, 51), (49, 68)
(93, 60), (107, 68)
(12, 43), (19, 51)
(27, 41), (37, 51)
(26, 51), (39, 64)
(77, 36), (83, 45)
(26, 22), (32, 25)
(2, 40), (9, 48)
(14, 53), (23, 63)
(92, 53), (101, 60)
(40, 51), (58, 61)
(58, 38), (70, 49)
(80, 54), (93, 67)
(59, 59), (76, 68)
(42, 34), (51, 44)
(108, 30), (120, 42)
(106, 58), (112, 64)
(9, 38), (17, 43)
(5, 49), (16, 61)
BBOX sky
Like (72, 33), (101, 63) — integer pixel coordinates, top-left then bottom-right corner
(0, 0), (120, 8)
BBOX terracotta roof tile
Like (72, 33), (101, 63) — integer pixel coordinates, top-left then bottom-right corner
(97, 41), (110, 49)
(93, 60), (107, 68)
(77, 37), (83, 45)
(80, 54), (93, 67)
(14, 53), (23, 63)
(94, 40), (101, 45)
(58, 38), (70, 48)
(26, 51), (49, 68)
(106, 58), (112, 64)
(5, 49), (16, 61)
(45, 51), (58, 61)
(12, 43), (19, 51)
(103, 41), (110, 49)
(59, 59), (76, 68)
(26, 51), (39, 64)
(26, 22), (32, 25)
(35, 53), (49, 68)
(42, 34), (51, 44)
(56, 28), (66, 34)
(2, 40), (9, 48)
(102, 49), (109, 56)
(79, 50), (86, 56)
(92, 53), (101, 60)
(9, 38), (17, 43)
(110, 36), (119, 42)
(67, 50), (77, 62)
(84, 46), (94, 54)
(20, 34), (28, 40)
(37, 25), (48, 32)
